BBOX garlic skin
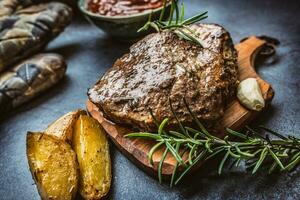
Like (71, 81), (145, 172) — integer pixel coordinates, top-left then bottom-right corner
(237, 78), (265, 111)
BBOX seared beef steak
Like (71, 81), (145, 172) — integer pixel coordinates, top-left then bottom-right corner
(88, 24), (238, 131)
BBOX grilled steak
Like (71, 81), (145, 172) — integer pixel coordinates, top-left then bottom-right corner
(88, 24), (238, 131)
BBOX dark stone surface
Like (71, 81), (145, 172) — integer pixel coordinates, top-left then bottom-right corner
(0, 0), (299, 199)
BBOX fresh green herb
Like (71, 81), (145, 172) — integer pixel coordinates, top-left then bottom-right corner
(125, 98), (300, 186)
(138, 0), (208, 47)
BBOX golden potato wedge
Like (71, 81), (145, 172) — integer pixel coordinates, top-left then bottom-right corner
(26, 132), (79, 200)
(45, 110), (86, 142)
(73, 115), (111, 199)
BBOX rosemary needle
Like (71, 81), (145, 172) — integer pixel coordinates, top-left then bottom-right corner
(125, 99), (300, 186)
(138, 0), (208, 47)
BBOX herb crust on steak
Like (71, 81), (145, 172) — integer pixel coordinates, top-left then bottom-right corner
(88, 23), (238, 131)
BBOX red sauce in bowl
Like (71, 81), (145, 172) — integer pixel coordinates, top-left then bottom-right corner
(86, 0), (166, 16)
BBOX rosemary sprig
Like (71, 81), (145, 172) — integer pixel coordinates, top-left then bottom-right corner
(125, 99), (300, 186)
(138, 0), (208, 47)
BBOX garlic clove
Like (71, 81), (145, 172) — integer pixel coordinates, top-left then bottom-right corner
(237, 78), (265, 111)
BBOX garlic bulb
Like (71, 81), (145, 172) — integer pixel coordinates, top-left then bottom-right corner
(237, 78), (265, 111)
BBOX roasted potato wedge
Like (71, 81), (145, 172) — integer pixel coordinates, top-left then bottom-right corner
(27, 132), (79, 200)
(73, 115), (111, 199)
(45, 110), (86, 142)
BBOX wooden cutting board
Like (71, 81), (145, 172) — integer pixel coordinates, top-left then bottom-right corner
(86, 36), (275, 177)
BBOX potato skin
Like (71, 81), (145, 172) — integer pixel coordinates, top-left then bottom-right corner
(73, 115), (111, 199)
(45, 110), (86, 143)
(26, 132), (79, 200)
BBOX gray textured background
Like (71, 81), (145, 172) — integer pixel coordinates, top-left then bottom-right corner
(0, 0), (299, 199)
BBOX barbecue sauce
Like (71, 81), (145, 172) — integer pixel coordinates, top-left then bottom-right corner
(86, 0), (165, 16)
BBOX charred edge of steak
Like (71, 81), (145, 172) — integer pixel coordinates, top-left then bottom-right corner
(88, 23), (239, 132)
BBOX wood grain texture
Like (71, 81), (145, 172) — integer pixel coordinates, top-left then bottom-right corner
(86, 36), (275, 176)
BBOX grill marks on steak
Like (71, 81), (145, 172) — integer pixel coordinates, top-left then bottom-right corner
(88, 24), (238, 131)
